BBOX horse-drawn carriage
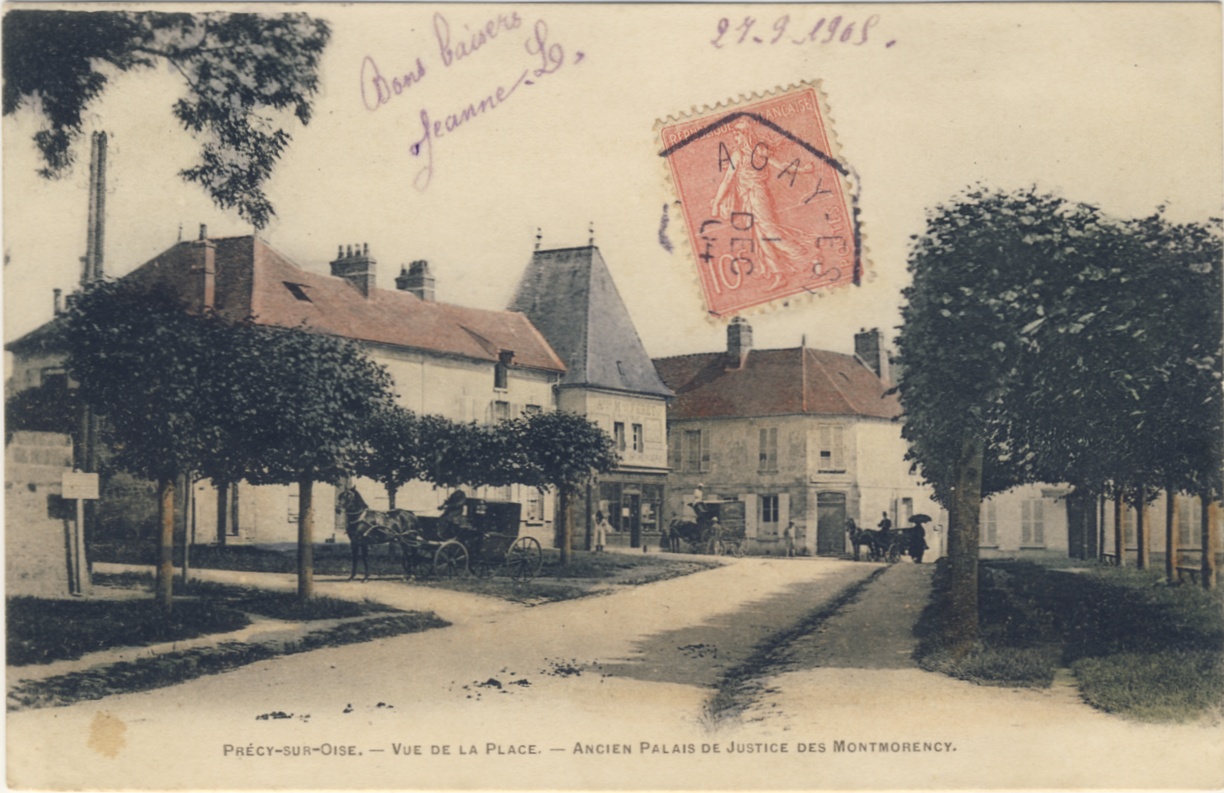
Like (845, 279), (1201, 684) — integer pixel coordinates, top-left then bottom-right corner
(668, 499), (746, 557)
(337, 486), (543, 582)
(846, 516), (930, 563)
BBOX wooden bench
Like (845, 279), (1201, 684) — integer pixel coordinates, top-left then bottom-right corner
(1176, 565), (1202, 585)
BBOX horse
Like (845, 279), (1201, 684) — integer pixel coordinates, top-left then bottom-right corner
(668, 519), (704, 552)
(845, 521), (885, 561)
(335, 484), (419, 580)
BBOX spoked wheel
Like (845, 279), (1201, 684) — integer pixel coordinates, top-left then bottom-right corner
(886, 543), (902, 564)
(506, 537), (543, 582)
(434, 540), (469, 578)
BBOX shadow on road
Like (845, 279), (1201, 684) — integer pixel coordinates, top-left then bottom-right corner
(596, 564), (877, 687)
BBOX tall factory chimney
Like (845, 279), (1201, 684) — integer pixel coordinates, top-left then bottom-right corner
(82, 131), (108, 284)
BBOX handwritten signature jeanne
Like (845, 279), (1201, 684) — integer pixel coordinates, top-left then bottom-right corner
(359, 11), (582, 191)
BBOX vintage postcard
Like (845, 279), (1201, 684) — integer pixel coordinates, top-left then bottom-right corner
(4, 2), (1222, 791)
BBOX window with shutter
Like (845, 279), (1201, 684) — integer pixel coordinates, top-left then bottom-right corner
(759, 427), (778, 472)
(817, 424), (845, 472)
(1177, 496), (1202, 548)
(982, 501), (998, 546)
(682, 430), (702, 472)
(1022, 499), (1045, 546)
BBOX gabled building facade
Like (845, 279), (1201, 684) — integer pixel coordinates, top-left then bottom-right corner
(510, 245), (673, 549)
(7, 231), (567, 545)
(653, 321), (944, 556)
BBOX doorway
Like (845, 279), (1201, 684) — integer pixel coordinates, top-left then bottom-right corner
(817, 492), (847, 556)
(622, 491), (642, 548)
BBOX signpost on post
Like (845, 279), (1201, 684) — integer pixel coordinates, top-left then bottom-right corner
(62, 469), (99, 596)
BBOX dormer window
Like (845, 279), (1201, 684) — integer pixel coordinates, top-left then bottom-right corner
(495, 350), (513, 390)
(283, 282), (313, 302)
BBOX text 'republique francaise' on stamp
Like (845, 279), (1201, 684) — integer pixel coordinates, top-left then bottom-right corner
(657, 82), (864, 318)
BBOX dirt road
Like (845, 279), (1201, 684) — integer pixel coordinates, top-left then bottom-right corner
(8, 558), (1222, 790)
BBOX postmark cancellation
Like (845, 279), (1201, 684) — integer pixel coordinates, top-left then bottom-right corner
(657, 82), (863, 318)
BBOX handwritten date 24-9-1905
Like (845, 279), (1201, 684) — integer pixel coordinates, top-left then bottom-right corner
(711, 14), (895, 49)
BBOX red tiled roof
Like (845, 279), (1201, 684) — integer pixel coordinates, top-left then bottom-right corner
(653, 347), (899, 420)
(128, 236), (565, 373)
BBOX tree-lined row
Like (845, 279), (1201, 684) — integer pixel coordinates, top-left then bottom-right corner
(60, 280), (615, 612)
(355, 404), (618, 564)
(895, 188), (1222, 647)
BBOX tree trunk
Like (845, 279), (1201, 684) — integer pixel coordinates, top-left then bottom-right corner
(1098, 493), (1106, 562)
(216, 482), (229, 546)
(180, 473), (193, 586)
(298, 478), (314, 601)
(1202, 491), (1217, 591)
(1135, 484), (1148, 570)
(156, 476), (175, 615)
(1113, 493), (1124, 567)
(943, 433), (983, 652)
(558, 489), (572, 565)
(387, 485), (397, 511)
(1165, 486), (1177, 584)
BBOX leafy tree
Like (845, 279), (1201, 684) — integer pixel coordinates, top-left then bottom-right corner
(515, 411), (618, 565)
(355, 405), (423, 510)
(63, 280), (228, 613)
(416, 415), (484, 492)
(238, 325), (394, 600)
(3, 10), (330, 228)
(65, 280), (393, 607)
(895, 187), (1114, 647)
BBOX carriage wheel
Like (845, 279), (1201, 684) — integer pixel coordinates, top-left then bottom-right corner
(507, 537), (543, 582)
(434, 540), (469, 578)
(886, 542), (902, 564)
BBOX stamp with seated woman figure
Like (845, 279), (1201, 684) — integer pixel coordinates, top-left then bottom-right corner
(657, 82), (862, 317)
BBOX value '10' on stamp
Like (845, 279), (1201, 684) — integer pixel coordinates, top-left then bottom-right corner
(658, 82), (861, 317)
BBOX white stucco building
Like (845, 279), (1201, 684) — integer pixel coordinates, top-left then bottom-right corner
(654, 321), (944, 556)
(510, 245), (673, 548)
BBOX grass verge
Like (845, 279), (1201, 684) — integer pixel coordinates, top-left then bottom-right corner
(8, 574), (397, 666)
(914, 558), (1224, 721)
(8, 612), (448, 711)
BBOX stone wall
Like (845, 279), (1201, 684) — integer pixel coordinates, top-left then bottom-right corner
(6, 431), (75, 597)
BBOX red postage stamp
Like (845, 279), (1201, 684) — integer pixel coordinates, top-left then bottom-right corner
(658, 83), (860, 317)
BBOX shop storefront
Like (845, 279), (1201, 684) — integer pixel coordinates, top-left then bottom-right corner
(589, 473), (666, 549)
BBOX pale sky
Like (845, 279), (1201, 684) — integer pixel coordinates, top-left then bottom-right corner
(4, 3), (1221, 369)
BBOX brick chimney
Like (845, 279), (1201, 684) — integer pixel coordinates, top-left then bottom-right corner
(727, 316), (752, 368)
(396, 259), (435, 302)
(188, 224), (216, 313)
(330, 242), (376, 297)
(854, 327), (889, 381)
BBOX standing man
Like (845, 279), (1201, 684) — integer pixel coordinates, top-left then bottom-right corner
(909, 521), (929, 563)
(783, 521), (796, 557)
(593, 510), (610, 553)
(691, 483), (707, 523)
(877, 511), (894, 558)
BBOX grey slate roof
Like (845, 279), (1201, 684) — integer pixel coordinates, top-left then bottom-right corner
(510, 246), (672, 397)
